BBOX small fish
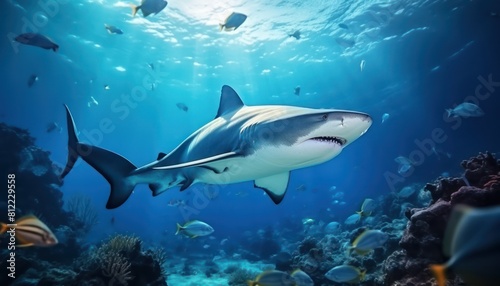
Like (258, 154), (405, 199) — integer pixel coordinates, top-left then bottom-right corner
(219, 12), (247, 31)
(289, 30), (301, 40)
(131, 0), (168, 17)
(295, 184), (306, 192)
(110, 216), (115, 225)
(344, 213), (361, 225)
(491, 12), (498, 17)
(104, 24), (123, 35)
(203, 244), (210, 249)
(302, 218), (315, 225)
(338, 23), (349, 29)
(360, 60), (366, 72)
(175, 220), (214, 238)
(46, 122), (62, 133)
(220, 238), (228, 246)
(0, 215), (58, 247)
(430, 205), (500, 286)
(381, 113), (390, 123)
(148, 63), (155, 70)
(325, 265), (365, 283)
(397, 186), (416, 198)
(356, 198), (376, 217)
(15, 33), (59, 52)
(291, 269), (314, 286)
(104, 85), (110, 90)
(248, 270), (296, 286)
(294, 86), (301, 96)
(325, 221), (341, 234)
(349, 229), (388, 255)
(395, 156), (413, 175)
(446, 102), (484, 118)
(27, 74), (38, 87)
(176, 102), (188, 112)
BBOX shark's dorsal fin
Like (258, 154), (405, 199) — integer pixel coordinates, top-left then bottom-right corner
(254, 172), (290, 204)
(157, 152), (167, 160)
(215, 85), (244, 118)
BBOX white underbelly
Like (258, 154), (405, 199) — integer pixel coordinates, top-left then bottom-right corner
(196, 153), (292, 185)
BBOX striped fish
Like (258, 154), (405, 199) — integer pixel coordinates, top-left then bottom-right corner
(0, 215), (58, 247)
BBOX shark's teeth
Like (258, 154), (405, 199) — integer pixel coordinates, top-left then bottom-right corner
(310, 136), (346, 146)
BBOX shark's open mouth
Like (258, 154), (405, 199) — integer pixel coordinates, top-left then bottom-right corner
(309, 136), (346, 146)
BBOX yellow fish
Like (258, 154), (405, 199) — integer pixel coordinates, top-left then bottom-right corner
(430, 205), (500, 286)
(0, 215), (58, 247)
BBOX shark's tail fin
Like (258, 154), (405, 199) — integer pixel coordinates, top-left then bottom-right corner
(61, 105), (137, 209)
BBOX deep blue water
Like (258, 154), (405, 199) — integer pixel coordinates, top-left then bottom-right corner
(2, 0), (500, 268)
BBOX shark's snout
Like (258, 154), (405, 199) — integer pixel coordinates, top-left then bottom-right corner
(326, 111), (372, 146)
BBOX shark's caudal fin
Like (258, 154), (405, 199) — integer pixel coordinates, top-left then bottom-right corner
(60, 105), (137, 209)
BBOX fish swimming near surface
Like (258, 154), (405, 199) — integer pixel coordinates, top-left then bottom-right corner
(289, 30), (301, 40)
(381, 113), (390, 123)
(131, 0), (168, 17)
(15, 33), (59, 52)
(219, 12), (247, 31)
(27, 74), (38, 87)
(0, 215), (58, 247)
(175, 220), (214, 238)
(430, 205), (500, 286)
(105, 24), (123, 34)
(338, 23), (349, 29)
(446, 102), (484, 118)
(248, 270), (296, 286)
(294, 86), (301, 96)
(360, 60), (366, 72)
(349, 229), (388, 255)
(176, 102), (188, 112)
(60, 85), (371, 209)
(325, 265), (365, 283)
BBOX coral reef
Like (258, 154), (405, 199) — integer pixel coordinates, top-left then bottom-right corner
(40, 234), (167, 285)
(225, 264), (258, 286)
(0, 124), (168, 286)
(381, 152), (500, 286)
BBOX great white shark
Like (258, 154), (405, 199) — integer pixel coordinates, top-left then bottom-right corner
(61, 85), (372, 209)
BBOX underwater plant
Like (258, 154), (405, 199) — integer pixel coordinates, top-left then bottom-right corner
(65, 194), (98, 234)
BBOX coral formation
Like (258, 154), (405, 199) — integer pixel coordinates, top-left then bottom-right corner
(0, 124), (168, 286)
(381, 152), (500, 286)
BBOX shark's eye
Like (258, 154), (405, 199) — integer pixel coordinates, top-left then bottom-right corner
(322, 114), (328, 120)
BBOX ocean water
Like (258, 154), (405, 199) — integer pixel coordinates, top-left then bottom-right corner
(1, 0), (500, 285)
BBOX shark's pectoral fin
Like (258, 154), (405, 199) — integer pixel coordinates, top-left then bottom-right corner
(149, 183), (171, 196)
(153, 152), (240, 170)
(254, 172), (290, 204)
